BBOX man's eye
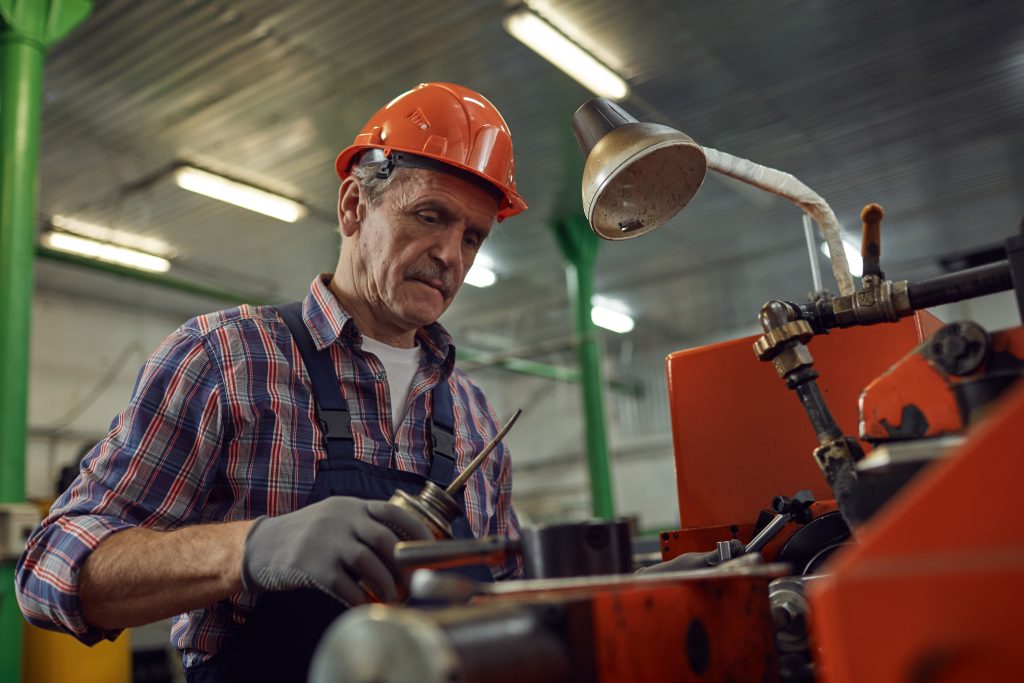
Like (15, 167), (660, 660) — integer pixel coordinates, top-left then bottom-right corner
(464, 234), (480, 249)
(419, 213), (440, 225)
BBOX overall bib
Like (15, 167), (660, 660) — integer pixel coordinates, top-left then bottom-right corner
(185, 303), (492, 683)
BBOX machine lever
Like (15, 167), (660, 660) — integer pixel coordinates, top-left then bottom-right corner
(745, 490), (815, 554)
(860, 203), (884, 281)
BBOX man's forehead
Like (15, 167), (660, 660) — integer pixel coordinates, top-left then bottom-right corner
(390, 168), (499, 219)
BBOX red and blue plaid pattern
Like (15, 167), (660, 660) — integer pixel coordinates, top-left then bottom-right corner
(16, 275), (521, 667)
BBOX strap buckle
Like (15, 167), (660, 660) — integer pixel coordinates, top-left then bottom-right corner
(431, 426), (456, 458)
(375, 157), (395, 179)
(319, 409), (354, 440)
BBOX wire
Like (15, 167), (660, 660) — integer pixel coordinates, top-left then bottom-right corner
(36, 341), (144, 437)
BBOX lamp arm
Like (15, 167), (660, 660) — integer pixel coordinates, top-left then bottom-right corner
(703, 147), (854, 296)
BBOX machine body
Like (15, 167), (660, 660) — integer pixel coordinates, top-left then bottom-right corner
(311, 108), (1024, 681)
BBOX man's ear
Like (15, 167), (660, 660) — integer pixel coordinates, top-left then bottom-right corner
(338, 177), (365, 237)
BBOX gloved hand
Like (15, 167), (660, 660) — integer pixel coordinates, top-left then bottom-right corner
(241, 496), (432, 606)
(634, 539), (745, 575)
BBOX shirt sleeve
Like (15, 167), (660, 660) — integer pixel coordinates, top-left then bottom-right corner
(489, 437), (524, 580)
(15, 325), (225, 644)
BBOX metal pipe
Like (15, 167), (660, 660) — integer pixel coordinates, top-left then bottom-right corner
(1, 3), (92, 677)
(552, 215), (616, 519)
(802, 214), (824, 295)
(39, 245), (601, 393)
(793, 373), (845, 445)
(37, 245), (273, 305)
(799, 260), (1014, 333)
(0, 23), (44, 683)
(0, 18), (43, 506)
(456, 347), (579, 383)
(907, 260), (1013, 310)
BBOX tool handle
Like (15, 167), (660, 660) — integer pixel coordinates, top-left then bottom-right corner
(860, 203), (884, 279)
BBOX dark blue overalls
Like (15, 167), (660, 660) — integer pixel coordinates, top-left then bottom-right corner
(185, 303), (492, 683)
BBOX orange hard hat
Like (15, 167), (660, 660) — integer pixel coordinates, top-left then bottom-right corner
(335, 82), (527, 221)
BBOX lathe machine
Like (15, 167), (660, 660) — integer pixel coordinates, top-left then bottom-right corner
(305, 99), (1024, 683)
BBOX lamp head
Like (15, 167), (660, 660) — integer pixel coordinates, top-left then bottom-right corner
(572, 98), (707, 240)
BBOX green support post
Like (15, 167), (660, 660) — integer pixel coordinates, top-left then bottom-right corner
(552, 214), (615, 519)
(0, 1), (91, 679)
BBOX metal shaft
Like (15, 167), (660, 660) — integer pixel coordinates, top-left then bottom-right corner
(907, 260), (1013, 310)
(803, 214), (824, 295)
(446, 409), (522, 494)
(792, 369), (845, 446)
(745, 513), (793, 554)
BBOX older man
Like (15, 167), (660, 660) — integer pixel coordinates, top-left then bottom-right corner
(17, 82), (527, 682)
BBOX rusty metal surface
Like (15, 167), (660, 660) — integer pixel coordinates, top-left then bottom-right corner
(859, 325), (1024, 442)
(589, 575), (780, 683)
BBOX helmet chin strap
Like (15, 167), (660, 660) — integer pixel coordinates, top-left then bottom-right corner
(356, 148), (504, 207)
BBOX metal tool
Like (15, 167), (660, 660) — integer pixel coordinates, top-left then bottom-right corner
(744, 490), (815, 555)
(388, 409), (522, 539)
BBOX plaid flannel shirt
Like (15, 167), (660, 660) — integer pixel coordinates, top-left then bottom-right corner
(16, 275), (521, 667)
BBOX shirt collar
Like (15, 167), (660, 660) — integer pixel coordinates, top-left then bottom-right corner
(302, 274), (457, 374)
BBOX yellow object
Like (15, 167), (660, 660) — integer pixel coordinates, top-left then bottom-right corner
(23, 622), (130, 683)
(21, 500), (130, 683)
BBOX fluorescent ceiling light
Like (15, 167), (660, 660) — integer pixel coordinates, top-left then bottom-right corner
(465, 254), (497, 288)
(820, 239), (864, 278)
(52, 215), (176, 258)
(591, 297), (635, 334)
(43, 231), (171, 273)
(503, 8), (630, 101)
(174, 166), (307, 223)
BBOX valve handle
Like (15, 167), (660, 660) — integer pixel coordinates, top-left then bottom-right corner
(860, 203), (885, 279)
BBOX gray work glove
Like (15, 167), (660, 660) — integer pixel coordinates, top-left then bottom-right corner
(241, 496), (432, 606)
(634, 539), (745, 575)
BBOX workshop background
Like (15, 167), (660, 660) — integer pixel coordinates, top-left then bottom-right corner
(4, 0), (1023, 680)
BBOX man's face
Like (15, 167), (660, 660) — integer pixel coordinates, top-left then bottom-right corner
(352, 169), (498, 332)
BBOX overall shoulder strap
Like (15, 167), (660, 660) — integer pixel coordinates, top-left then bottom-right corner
(276, 302), (354, 459)
(427, 377), (457, 486)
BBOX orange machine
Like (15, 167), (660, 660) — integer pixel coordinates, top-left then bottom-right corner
(308, 319), (1022, 683)
(811, 368), (1024, 683)
(308, 206), (1024, 682)
(661, 312), (942, 558)
(311, 310), (1022, 683)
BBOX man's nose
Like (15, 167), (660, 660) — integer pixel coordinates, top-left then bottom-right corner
(430, 227), (465, 270)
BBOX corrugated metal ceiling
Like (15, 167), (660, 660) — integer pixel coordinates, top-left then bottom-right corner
(35, 0), (1024, 352)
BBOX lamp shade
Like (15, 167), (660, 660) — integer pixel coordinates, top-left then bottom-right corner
(572, 98), (707, 240)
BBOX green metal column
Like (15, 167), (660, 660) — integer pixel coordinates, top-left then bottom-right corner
(553, 214), (615, 519)
(0, 1), (91, 679)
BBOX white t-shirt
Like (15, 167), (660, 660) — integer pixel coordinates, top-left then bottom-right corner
(360, 336), (423, 432)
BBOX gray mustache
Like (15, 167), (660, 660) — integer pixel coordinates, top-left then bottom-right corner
(405, 263), (455, 298)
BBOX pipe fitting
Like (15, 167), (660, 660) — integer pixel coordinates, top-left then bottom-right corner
(772, 344), (815, 378)
(754, 319), (814, 361)
(832, 280), (910, 327)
